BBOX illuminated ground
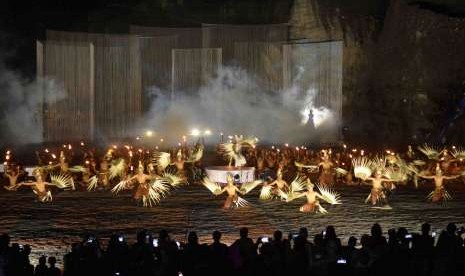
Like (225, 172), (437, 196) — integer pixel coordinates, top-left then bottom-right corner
(1, 183), (465, 265)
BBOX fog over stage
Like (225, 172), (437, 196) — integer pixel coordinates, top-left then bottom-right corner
(1, 183), (465, 266)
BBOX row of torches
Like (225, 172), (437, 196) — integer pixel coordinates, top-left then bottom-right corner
(4, 127), (462, 169)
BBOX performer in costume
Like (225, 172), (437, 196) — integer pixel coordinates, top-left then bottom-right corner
(202, 174), (261, 209)
(112, 161), (183, 207)
(265, 168), (289, 198)
(318, 150), (334, 186)
(152, 145), (203, 180)
(285, 178), (341, 214)
(419, 164), (459, 203)
(13, 168), (72, 202)
(3, 165), (24, 191)
(365, 170), (392, 206)
(219, 135), (258, 167)
(353, 157), (395, 207)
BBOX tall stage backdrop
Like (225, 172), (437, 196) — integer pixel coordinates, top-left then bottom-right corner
(37, 25), (342, 143)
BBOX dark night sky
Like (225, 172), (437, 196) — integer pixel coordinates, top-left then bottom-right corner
(1, 0), (465, 76)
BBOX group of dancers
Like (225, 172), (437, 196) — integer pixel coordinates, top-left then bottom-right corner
(2, 137), (464, 213)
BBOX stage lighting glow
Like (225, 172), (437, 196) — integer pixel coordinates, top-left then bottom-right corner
(191, 129), (200, 136)
(204, 129), (212, 136)
(145, 131), (153, 137)
(311, 107), (332, 128)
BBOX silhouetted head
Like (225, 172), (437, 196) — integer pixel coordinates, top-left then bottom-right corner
(314, 234), (324, 246)
(325, 226), (337, 240)
(0, 234), (10, 249)
(39, 255), (46, 265)
(48, 257), (56, 267)
(371, 223), (382, 237)
(137, 230), (148, 244)
(299, 227), (308, 239)
(348, 236), (357, 247)
(421, 223), (431, 235)
(239, 227), (249, 239)
(397, 227), (408, 240)
(212, 230), (222, 242)
(23, 244), (31, 255)
(273, 230), (283, 242)
(446, 223), (457, 234)
(360, 234), (370, 247)
(188, 232), (198, 245)
(159, 229), (169, 241)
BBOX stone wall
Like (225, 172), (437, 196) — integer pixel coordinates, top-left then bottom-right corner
(289, 0), (465, 146)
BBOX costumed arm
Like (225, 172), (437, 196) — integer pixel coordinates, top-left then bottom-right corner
(111, 178), (135, 194)
(240, 180), (263, 194)
(201, 177), (223, 195)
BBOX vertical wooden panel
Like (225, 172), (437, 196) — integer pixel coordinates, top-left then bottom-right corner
(89, 43), (95, 140)
(171, 48), (222, 97)
(233, 42), (284, 99)
(43, 41), (93, 141)
(44, 31), (142, 140)
(202, 24), (289, 64)
(36, 41), (45, 139)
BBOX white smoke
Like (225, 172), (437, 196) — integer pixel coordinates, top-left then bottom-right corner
(139, 66), (338, 145)
(0, 60), (66, 145)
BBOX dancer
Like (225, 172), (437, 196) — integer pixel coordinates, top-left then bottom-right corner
(285, 179), (341, 214)
(111, 161), (183, 207)
(419, 164), (459, 203)
(14, 168), (72, 202)
(219, 135), (258, 167)
(262, 169), (289, 199)
(3, 165), (23, 191)
(364, 169), (392, 207)
(202, 174), (261, 209)
(318, 151), (335, 186)
(152, 145), (203, 179)
(352, 157), (395, 207)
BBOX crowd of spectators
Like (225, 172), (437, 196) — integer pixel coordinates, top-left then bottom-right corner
(1, 222), (465, 276)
